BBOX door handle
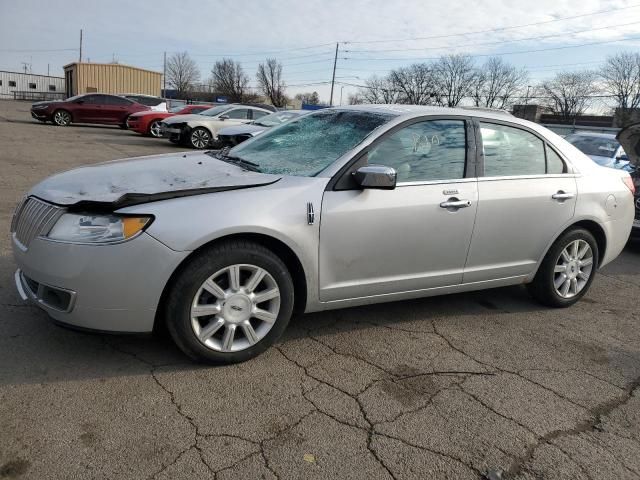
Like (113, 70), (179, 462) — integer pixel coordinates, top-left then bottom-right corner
(551, 191), (575, 201)
(440, 198), (471, 209)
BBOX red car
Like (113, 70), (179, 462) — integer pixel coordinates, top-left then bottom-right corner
(30, 93), (150, 128)
(127, 104), (212, 137)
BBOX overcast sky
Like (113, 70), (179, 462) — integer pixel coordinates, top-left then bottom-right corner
(1, 0), (639, 104)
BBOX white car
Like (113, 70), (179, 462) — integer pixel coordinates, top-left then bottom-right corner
(120, 94), (168, 113)
(161, 104), (274, 149)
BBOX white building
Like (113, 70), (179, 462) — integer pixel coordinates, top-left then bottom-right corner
(0, 71), (66, 100)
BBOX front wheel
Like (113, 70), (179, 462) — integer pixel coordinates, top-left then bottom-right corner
(165, 241), (294, 364)
(528, 228), (598, 307)
(53, 109), (71, 126)
(189, 127), (212, 149)
(148, 120), (163, 138)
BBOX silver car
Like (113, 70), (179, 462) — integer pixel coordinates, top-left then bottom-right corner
(11, 105), (636, 364)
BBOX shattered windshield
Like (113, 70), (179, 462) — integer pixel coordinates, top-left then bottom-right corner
(228, 109), (396, 176)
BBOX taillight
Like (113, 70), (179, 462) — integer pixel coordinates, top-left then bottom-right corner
(622, 176), (636, 195)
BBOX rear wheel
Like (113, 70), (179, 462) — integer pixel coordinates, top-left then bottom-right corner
(53, 109), (71, 126)
(119, 116), (129, 129)
(165, 241), (294, 364)
(528, 228), (598, 307)
(189, 127), (212, 149)
(148, 120), (163, 138)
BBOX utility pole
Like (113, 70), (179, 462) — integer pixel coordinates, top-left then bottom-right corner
(79, 29), (83, 63)
(329, 42), (339, 106)
(47, 63), (50, 76)
(163, 51), (167, 98)
(524, 85), (531, 105)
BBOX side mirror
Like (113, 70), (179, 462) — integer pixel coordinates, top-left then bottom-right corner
(219, 114), (229, 120)
(352, 165), (397, 190)
(616, 154), (628, 162)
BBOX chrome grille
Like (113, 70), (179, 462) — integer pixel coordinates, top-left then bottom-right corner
(11, 197), (63, 249)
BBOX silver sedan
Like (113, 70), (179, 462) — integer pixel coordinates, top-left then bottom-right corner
(11, 105), (636, 363)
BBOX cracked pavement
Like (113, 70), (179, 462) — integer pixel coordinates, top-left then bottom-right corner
(1, 100), (640, 479)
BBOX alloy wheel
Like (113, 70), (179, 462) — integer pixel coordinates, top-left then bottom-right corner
(553, 239), (593, 298)
(54, 111), (70, 126)
(191, 128), (210, 148)
(190, 264), (280, 352)
(149, 121), (162, 137)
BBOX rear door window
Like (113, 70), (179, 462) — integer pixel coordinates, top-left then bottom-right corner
(545, 145), (566, 174)
(225, 108), (249, 119)
(106, 96), (133, 106)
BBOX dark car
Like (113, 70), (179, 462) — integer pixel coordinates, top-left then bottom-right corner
(30, 93), (150, 128)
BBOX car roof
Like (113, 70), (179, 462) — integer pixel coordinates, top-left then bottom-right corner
(120, 93), (162, 99)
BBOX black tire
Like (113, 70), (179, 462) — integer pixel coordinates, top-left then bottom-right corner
(189, 127), (212, 149)
(52, 109), (72, 126)
(119, 116), (129, 129)
(165, 240), (295, 364)
(527, 228), (599, 308)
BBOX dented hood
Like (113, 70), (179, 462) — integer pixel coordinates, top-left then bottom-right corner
(617, 122), (640, 167)
(29, 151), (280, 210)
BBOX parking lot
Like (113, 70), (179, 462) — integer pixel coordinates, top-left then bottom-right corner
(0, 98), (639, 479)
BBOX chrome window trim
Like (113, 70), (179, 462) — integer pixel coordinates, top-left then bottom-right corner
(477, 173), (580, 182)
(395, 177), (478, 187)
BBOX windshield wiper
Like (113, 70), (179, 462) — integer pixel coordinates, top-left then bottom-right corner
(210, 150), (261, 172)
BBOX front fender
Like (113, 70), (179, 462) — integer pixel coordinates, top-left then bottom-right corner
(119, 176), (328, 308)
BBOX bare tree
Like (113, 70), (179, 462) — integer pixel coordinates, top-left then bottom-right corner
(599, 52), (640, 126)
(432, 54), (476, 107)
(295, 91), (320, 105)
(540, 71), (599, 120)
(210, 58), (249, 102)
(256, 58), (287, 107)
(388, 64), (435, 105)
(472, 57), (528, 109)
(347, 92), (364, 105)
(166, 52), (200, 99)
(357, 75), (400, 104)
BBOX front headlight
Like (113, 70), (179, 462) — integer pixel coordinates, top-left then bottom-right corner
(46, 214), (152, 244)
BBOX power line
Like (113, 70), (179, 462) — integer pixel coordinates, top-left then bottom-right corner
(343, 35), (640, 62)
(335, 80), (620, 100)
(0, 48), (77, 52)
(345, 21), (640, 54)
(343, 3), (640, 45)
